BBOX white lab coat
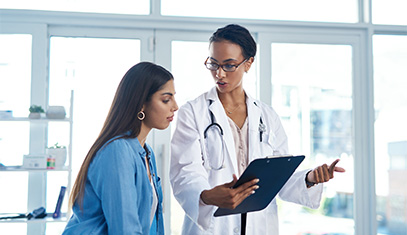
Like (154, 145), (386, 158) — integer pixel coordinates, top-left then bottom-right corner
(170, 87), (323, 235)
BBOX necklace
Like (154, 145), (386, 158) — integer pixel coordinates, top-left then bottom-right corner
(224, 104), (241, 114)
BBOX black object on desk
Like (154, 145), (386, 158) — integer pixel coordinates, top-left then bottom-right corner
(0, 207), (46, 220)
(214, 155), (305, 234)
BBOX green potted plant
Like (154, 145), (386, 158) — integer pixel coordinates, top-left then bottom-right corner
(45, 143), (67, 168)
(28, 105), (45, 119)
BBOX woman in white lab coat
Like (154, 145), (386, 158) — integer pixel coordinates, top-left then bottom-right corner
(170, 24), (345, 235)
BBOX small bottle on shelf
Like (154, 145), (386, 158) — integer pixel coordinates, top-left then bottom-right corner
(47, 155), (55, 169)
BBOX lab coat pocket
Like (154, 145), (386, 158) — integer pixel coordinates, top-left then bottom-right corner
(259, 132), (276, 155)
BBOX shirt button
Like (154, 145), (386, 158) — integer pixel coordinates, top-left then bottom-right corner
(234, 227), (239, 233)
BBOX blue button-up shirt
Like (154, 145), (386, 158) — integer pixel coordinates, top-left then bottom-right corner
(63, 135), (164, 235)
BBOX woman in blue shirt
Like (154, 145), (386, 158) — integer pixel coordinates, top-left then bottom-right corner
(63, 62), (178, 235)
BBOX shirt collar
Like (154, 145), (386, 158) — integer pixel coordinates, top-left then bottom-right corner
(124, 132), (152, 157)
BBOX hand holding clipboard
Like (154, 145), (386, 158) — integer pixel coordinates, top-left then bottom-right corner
(200, 174), (260, 211)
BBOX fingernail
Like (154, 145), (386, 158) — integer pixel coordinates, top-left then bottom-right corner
(254, 185), (260, 190)
(251, 190), (256, 194)
(255, 179), (260, 183)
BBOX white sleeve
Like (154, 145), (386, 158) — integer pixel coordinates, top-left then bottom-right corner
(278, 169), (323, 209)
(170, 103), (216, 230)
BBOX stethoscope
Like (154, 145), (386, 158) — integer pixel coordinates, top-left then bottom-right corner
(203, 100), (265, 170)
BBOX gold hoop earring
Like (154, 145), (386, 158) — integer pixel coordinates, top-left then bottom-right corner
(137, 111), (145, 121)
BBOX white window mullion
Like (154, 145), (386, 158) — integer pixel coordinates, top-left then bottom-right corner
(359, 0), (372, 23)
(352, 29), (377, 235)
(150, 0), (161, 17)
(257, 32), (272, 106)
(27, 23), (49, 235)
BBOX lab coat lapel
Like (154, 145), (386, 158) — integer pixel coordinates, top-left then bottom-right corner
(207, 88), (238, 175)
(246, 95), (262, 162)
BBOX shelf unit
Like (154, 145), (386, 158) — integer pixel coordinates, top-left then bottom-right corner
(0, 117), (70, 122)
(0, 91), (74, 232)
(0, 213), (67, 224)
(0, 167), (69, 172)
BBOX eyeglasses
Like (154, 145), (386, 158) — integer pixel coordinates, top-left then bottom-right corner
(204, 57), (248, 72)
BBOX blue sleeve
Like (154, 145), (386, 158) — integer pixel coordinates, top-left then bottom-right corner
(88, 140), (145, 235)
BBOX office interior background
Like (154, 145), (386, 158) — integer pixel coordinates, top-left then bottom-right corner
(0, 0), (406, 234)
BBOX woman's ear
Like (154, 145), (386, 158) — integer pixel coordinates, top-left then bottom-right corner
(245, 57), (254, 72)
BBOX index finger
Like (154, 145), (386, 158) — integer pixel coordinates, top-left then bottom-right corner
(328, 159), (340, 176)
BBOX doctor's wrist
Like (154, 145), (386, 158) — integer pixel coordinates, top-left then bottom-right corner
(305, 170), (316, 188)
(199, 194), (208, 206)
(200, 190), (210, 205)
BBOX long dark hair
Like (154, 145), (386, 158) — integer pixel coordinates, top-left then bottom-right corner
(209, 24), (257, 60)
(69, 61), (173, 209)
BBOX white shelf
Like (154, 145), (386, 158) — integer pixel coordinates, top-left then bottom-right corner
(0, 214), (68, 224)
(0, 166), (70, 172)
(0, 117), (71, 122)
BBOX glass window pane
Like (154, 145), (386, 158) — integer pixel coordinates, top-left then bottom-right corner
(0, 0), (149, 15)
(0, 122), (30, 165)
(162, 0), (358, 23)
(0, 34), (32, 116)
(0, 172), (28, 234)
(0, 172), (29, 213)
(373, 0), (407, 25)
(0, 223), (27, 234)
(48, 37), (140, 224)
(271, 43), (354, 234)
(171, 41), (214, 108)
(374, 35), (407, 235)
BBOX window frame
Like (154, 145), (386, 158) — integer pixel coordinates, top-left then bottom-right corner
(1, 1), (406, 233)
(258, 27), (375, 234)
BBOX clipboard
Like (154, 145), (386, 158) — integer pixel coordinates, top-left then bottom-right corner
(214, 155), (305, 217)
